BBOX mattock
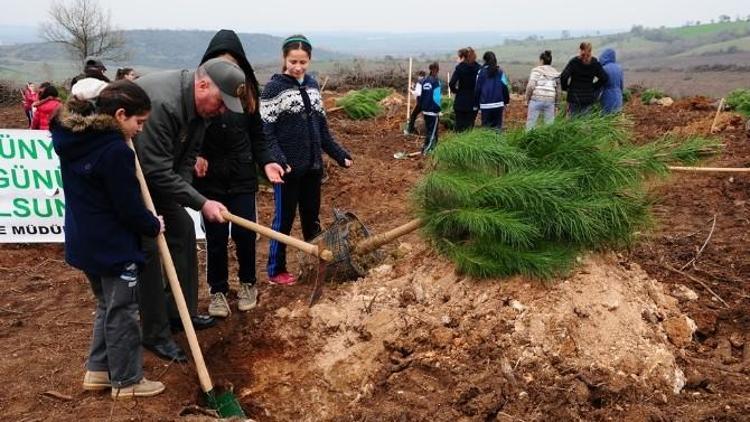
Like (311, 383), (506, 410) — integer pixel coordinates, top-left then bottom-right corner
(298, 210), (424, 284)
(220, 211), (333, 306)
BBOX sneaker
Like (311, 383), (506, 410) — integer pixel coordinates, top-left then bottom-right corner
(111, 378), (165, 400)
(208, 292), (231, 318)
(237, 283), (258, 311)
(268, 272), (296, 286)
(83, 370), (110, 391)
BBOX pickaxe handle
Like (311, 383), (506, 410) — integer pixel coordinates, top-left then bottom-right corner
(221, 211), (334, 262)
(354, 218), (423, 256)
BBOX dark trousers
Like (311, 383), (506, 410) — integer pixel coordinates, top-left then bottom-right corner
(24, 109), (33, 127)
(454, 109), (477, 132)
(86, 270), (142, 388)
(406, 102), (422, 133)
(568, 102), (593, 117)
(267, 171), (322, 276)
(481, 107), (504, 130)
(204, 192), (257, 294)
(138, 200), (198, 345)
(422, 114), (439, 154)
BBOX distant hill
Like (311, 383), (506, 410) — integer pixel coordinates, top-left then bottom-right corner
(475, 20), (750, 71)
(0, 29), (348, 83)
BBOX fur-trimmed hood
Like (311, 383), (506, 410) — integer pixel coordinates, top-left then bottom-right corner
(51, 103), (126, 164)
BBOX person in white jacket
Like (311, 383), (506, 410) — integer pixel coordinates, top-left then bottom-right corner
(524, 50), (561, 130)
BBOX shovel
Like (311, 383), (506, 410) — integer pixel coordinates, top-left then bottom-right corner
(220, 211), (333, 305)
(127, 141), (245, 418)
(393, 151), (422, 160)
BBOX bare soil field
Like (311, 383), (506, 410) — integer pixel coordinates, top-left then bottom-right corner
(1, 95), (750, 421)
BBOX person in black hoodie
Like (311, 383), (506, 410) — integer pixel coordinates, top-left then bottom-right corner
(261, 34), (352, 286)
(51, 81), (167, 399)
(449, 47), (481, 132)
(560, 42), (608, 116)
(195, 29), (286, 318)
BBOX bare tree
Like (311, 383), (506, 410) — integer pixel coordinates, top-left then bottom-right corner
(40, 0), (129, 65)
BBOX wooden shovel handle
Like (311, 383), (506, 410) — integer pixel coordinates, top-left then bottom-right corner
(127, 140), (213, 393)
(221, 211), (334, 262)
(354, 218), (423, 256)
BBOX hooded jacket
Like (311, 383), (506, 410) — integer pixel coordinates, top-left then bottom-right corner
(560, 56), (608, 106)
(599, 49), (624, 114)
(525, 65), (561, 103)
(195, 29), (275, 197)
(50, 103), (160, 276)
(260, 73), (351, 177)
(475, 66), (511, 110)
(31, 97), (62, 130)
(449, 61), (481, 112)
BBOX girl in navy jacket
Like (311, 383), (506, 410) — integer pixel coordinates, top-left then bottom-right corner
(51, 81), (166, 398)
(475, 51), (511, 130)
(419, 62), (442, 155)
(261, 34), (353, 285)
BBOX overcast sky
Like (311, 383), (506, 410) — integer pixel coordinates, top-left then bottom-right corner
(3, 0), (748, 33)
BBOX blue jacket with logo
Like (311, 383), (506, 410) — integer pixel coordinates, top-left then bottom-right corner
(475, 66), (511, 110)
(418, 75), (442, 116)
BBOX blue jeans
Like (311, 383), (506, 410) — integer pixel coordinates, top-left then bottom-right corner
(526, 100), (555, 130)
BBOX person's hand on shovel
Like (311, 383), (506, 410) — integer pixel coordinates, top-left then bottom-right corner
(202, 200), (228, 223)
(264, 162), (287, 184)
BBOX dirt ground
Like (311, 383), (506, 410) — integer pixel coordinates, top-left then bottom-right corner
(1, 94), (750, 421)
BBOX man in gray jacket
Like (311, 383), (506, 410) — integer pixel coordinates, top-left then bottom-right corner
(134, 58), (244, 361)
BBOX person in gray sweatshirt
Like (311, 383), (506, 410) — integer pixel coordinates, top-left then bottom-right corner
(524, 50), (561, 130)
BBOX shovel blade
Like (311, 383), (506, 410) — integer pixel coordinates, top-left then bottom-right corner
(206, 389), (246, 418)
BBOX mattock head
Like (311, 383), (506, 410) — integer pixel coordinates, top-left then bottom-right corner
(308, 241), (329, 307)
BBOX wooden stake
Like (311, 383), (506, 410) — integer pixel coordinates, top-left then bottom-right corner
(668, 166), (750, 173)
(320, 75), (329, 93)
(406, 57), (413, 122)
(446, 72), (451, 99)
(710, 98), (725, 134)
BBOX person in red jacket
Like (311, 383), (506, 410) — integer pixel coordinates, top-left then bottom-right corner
(31, 85), (62, 130)
(21, 82), (38, 127)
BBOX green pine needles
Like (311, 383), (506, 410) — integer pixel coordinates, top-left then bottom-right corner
(336, 88), (393, 119)
(412, 114), (721, 279)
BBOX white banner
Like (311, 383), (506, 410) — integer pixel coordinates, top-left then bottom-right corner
(0, 129), (205, 243)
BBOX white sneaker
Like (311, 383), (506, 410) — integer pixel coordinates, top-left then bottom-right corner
(111, 378), (165, 399)
(208, 292), (231, 318)
(237, 284), (258, 312)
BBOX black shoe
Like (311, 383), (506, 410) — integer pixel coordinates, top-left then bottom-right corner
(169, 315), (216, 333)
(143, 340), (187, 363)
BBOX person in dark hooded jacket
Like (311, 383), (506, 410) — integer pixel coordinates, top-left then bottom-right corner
(51, 80), (168, 399)
(449, 47), (481, 132)
(599, 48), (624, 114)
(560, 42), (608, 116)
(195, 29), (286, 318)
(70, 58), (110, 88)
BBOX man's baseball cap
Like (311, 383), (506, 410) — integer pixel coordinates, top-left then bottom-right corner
(201, 58), (245, 113)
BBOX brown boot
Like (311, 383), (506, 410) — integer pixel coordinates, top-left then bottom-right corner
(111, 378), (165, 399)
(83, 371), (110, 391)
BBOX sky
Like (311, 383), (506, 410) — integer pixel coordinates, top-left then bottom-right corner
(3, 0), (748, 34)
